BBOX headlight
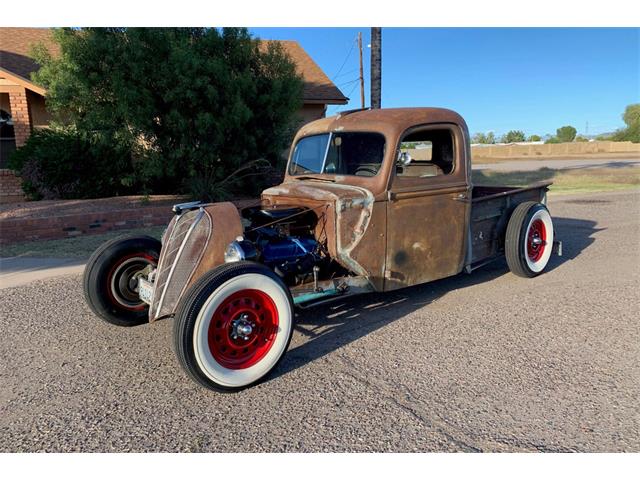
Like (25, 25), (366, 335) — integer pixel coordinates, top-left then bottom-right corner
(224, 239), (245, 263)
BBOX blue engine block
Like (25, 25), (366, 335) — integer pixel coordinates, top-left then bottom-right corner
(261, 236), (318, 265)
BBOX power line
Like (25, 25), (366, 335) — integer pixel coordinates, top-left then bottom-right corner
(333, 68), (359, 81)
(346, 81), (360, 99)
(331, 36), (357, 81)
(337, 78), (360, 88)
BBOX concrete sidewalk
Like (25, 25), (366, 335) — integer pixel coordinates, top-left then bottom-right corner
(0, 257), (87, 289)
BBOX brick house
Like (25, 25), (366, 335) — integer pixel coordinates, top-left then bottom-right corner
(0, 28), (347, 202)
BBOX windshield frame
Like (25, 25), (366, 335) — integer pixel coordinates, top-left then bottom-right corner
(287, 131), (387, 178)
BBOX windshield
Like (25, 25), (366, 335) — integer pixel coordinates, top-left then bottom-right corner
(289, 132), (386, 177)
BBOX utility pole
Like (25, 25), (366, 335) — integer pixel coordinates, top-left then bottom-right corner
(370, 27), (382, 109)
(358, 32), (365, 109)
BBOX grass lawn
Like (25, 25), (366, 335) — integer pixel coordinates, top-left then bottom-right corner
(472, 166), (640, 195)
(0, 226), (165, 259)
(1, 167), (638, 260)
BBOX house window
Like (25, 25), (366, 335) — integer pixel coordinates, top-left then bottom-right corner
(0, 109), (16, 168)
(396, 128), (455, 178)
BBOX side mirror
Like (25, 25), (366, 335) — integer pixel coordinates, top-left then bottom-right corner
(398, 151), (412, 166)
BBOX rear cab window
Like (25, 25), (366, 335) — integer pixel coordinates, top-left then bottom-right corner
(396, 128), (455, 180)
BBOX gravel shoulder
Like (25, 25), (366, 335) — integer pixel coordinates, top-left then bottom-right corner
(0, 190), (638, 452)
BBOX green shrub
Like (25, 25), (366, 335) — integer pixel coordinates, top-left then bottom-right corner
(8, 128), (139, 200)
(595, 134), (613, 141)
(32, 28), (304, 201)
(610, 124), (640, 143)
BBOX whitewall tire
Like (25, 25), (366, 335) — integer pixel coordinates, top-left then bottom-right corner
(173, 262), (294, 392)
(505, 202), (555, 278)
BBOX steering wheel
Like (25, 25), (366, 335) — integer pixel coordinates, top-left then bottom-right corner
(354, 166), (378, 176)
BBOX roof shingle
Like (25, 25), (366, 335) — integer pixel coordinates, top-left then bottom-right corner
(275, 40), (348, 104)
(0, 27), (60, 81)
(0, 28), (347, 104)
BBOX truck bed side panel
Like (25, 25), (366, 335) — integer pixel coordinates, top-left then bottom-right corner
(469, 183), (549, 267)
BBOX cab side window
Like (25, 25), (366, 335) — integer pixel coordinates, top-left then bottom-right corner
(396, 128), (455, 178)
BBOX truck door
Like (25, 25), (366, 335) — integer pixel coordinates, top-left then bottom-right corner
(384, 124), (471, 290)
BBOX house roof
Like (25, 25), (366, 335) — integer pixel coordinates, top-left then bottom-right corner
(275, 40), (348, 105)
(0, 28), (60, 82)
(0, 28), (348, 105)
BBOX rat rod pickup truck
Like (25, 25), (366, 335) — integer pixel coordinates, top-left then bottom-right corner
(84, 107), (561, 391)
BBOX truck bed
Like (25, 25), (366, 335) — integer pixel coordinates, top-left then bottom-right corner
(468, 181), (552, 269)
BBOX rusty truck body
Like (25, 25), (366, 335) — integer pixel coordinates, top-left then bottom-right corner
(84, 107), (561, 391)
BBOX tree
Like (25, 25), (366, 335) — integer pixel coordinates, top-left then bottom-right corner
(575, 135), (589, 142)
(31, 28), (304, 199)
(623, 103), (640, 127)
(610, 104), (640, 143)
(472, 132), (497, 144)
(556, 125), (577, 143)
(472, 132), (487, 144)
(501, 130), (526, 143)
(528, 134), (541, 142)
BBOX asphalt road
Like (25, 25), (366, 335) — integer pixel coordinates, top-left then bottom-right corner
(473, 157), (640, 171)
(1, 190), (638, 452)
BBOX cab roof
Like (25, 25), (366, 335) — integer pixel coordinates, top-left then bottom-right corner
(295, 107), (468, 140)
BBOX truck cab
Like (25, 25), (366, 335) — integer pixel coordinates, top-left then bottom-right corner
(264, 108), (474, 290)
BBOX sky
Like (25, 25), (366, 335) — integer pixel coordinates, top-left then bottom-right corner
(250, 28), (640, 137)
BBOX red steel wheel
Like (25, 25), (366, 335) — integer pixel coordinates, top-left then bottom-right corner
(207, 289), (279, 369)
(526, 218), (547, 263)
(173, 261), (294, 392)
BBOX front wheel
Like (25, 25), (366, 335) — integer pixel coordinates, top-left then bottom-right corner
(505, 202), (554, 278)
(83, 235), (161, 326)
(173, 261), (294, 392)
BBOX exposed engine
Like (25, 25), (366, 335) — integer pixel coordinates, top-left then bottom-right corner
(225, 206), (333, 285)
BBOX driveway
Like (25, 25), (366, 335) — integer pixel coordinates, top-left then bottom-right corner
(0, 190), (638, 452)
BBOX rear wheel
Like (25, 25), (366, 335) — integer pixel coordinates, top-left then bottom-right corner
(83, 235), (161, 326)
(173, 261), (294, 392)
(505, 202), (554, 278)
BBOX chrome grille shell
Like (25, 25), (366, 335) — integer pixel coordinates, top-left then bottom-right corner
(149, 208), (211, 321)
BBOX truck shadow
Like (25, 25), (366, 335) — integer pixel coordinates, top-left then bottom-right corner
(271, 216), (601, 380)
(547, 216), (605, 268)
